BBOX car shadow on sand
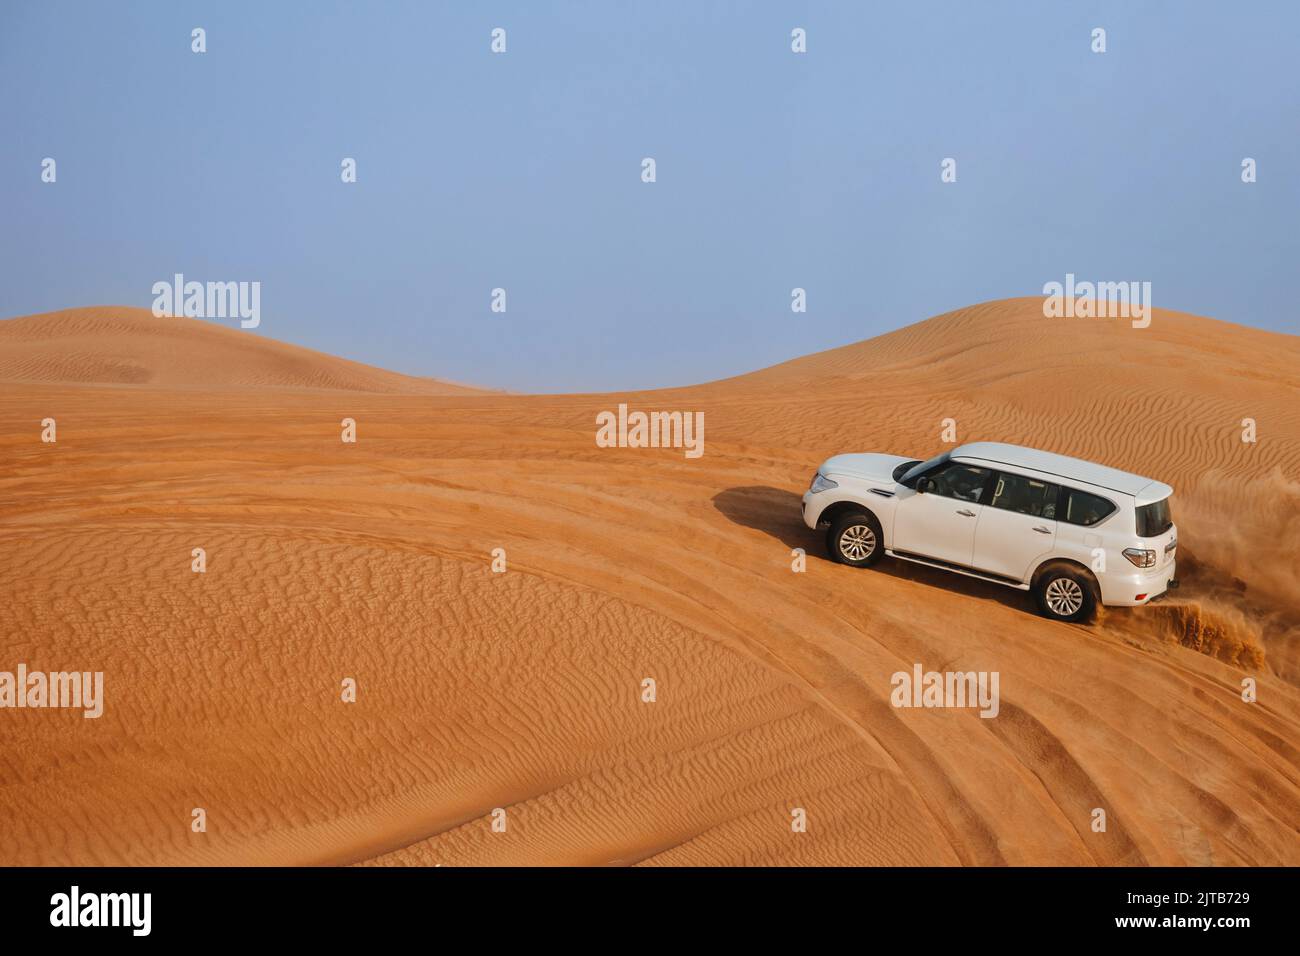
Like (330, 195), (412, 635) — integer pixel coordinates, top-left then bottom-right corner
(712, 485), (1034, 616)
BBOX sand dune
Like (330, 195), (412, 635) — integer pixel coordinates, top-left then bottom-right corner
(1, 299), (1297, 866)
(0, 307), (482, 393)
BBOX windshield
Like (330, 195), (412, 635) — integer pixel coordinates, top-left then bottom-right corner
(900, 452), (950, 485)
(1136, 497), (1174, 537)
(891, 459), (923, 482)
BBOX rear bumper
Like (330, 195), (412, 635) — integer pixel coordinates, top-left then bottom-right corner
(1099, 558), (1177, 607)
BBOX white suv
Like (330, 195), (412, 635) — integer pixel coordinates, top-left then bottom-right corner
(801, 441), (1178, 622)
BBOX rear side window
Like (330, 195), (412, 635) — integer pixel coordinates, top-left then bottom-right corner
(1136, 498), (1174, 537)
(1060, 488), (1115, 527)
(989, 472), (1058, 518)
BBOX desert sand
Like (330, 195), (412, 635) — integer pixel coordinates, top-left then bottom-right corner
(1, 299), (1297, 866)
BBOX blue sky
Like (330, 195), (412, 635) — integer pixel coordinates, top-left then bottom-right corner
(2, 1), (1296, 392)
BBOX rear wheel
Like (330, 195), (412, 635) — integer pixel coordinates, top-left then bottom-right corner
(1033, 565), (1097, 622)
(828, 511), (884, 567)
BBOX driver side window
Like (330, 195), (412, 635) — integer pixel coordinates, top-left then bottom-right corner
(923, 463), (991, 503)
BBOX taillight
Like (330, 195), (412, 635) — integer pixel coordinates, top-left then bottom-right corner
(1123, 548), (1156, 569)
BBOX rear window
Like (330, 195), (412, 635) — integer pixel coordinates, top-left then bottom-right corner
(1060, 488), (1115, 527)
(1136, 498), (1174, 537)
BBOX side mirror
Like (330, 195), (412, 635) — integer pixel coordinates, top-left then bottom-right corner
(916, 477), (935, 494)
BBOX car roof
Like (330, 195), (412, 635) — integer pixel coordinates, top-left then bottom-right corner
(950, 441), (1173, 503)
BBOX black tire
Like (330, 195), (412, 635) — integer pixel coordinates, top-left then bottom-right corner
(828, 511), (884, 567)
(1033, 564), (1098, 623)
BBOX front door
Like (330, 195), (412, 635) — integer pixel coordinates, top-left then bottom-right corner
(892, 462), (992, 566)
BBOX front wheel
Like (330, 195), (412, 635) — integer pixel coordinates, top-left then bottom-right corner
(828, 512), (884, 567)
(1033, 565), (1098, 623)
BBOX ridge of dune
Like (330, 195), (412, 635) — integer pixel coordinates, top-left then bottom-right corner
(702, 296), (1300, 393)
(0, 306), (486, 394)
(2, 297), (1297, 867)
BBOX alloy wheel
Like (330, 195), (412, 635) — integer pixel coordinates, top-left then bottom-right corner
(1044, 577), (1084, 616)
(839, 524), (876, 561)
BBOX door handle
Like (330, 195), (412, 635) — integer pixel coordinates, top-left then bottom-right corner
(1032, 526), (1051, 534)
(956, 509), (976, 517)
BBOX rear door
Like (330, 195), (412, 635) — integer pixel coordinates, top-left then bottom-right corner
(1136, 497), (1177, 572)
(971, 471), (1059, 582)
